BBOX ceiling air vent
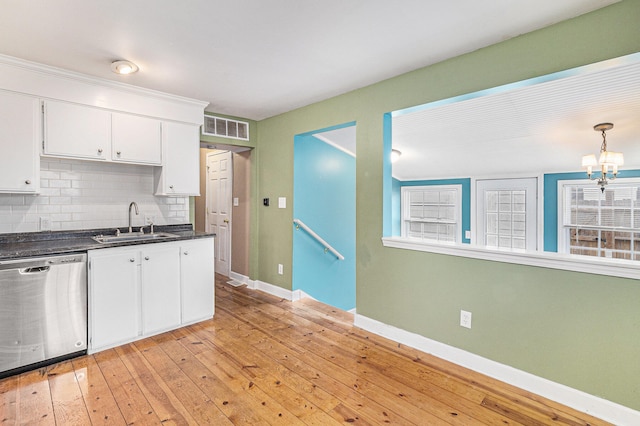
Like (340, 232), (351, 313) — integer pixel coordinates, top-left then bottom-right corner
(202, 115), (249, 141)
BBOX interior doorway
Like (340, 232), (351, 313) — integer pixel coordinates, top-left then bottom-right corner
(195, 144), (253, 281)
(293, 123), (356, 311)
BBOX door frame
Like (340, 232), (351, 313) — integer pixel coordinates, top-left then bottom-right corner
(206, 150), (233, 276)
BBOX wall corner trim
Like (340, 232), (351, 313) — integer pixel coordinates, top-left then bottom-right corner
(353, 314), (640, 425)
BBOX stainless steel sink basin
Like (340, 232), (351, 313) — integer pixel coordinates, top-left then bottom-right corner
(91, 232), (179, 244)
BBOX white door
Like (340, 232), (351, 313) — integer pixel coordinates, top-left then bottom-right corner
(476, 178), (537, 251)
(206, 151), (232, 276)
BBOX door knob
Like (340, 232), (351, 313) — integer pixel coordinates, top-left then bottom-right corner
(224, 219), (229, 223)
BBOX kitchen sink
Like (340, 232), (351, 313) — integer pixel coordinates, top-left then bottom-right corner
(91, 232), (179, 244)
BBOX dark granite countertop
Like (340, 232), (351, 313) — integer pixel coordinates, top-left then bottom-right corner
(0, 224), (215, 260)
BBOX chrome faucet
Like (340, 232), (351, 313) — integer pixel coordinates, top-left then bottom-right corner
(128, 201), (139, 233)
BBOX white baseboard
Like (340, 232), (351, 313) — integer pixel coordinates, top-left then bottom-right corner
(229, 271), (249, 285)
(354, 314), (640, 426)
(252, 280), (296, 300)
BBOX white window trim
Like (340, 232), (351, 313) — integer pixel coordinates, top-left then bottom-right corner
(469, 174), (545, 249)
(400, 184), (462, 243)
(475, 177), (538, 251)
(557, 177), (640, 257)
(383, 175), (640, 280)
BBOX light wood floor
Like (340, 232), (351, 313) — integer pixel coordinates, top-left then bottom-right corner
(1, 273), (609, 425)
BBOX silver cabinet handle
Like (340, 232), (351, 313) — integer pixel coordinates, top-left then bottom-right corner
(129, 258), (135, 262)
(25, 180), (31, 185)
(144, 256), (149, 260)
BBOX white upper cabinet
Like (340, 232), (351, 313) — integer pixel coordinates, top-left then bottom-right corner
(43, 101), (163, 165)
(43, 100), (111, 160)
(0, 91), (40, 193)
(155, 121), (200, 196)
(112, 112), (162, 165)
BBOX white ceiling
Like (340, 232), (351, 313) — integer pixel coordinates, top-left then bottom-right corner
(391, 56), (640, 181)
(0, 0), (619, 121)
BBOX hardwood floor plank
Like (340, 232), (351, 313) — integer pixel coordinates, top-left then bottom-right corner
(188, 328), (343, 425)
(132, 335), (236, 425)
(114, 342), (198, 425)
(46, 360), (92, 425)
(93, 348), (164, 425)
(71, 355), (127, 425)
(16, 368), (54, 425)
(0, 374), (18, 424)
(208, 312), (449, 425)
(217, 299), (513, 425)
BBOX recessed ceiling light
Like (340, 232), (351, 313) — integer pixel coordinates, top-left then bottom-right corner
(111, 60), (139, 75)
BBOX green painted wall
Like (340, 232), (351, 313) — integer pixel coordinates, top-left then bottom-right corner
(254, 1), (640, 410)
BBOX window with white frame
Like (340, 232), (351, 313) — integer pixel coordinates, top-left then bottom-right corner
(476, 178), (538, 251)
(560, 179), (640, 260)
(401, 185), (461, 243)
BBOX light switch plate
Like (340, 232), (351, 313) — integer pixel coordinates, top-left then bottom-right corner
(233, 197), (239, 207)
(278, 197), (286, 209)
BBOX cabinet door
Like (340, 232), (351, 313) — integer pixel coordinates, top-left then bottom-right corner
(140, 244), (181, 334)
(112, 112), (162, 165)
(89, 249), (140, 351)
(0, 91), (39, 193)
(43, 100), (111, 160)
(180, 238), (215, 324)
(155, 122), (200, 195)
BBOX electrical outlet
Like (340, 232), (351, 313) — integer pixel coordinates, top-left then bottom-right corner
(278, 264), (284, 275)
(460, 310), (472, 329)
(39, 216), (51, 231)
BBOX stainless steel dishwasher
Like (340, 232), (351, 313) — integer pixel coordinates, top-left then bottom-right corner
(0, 253), (87, 377)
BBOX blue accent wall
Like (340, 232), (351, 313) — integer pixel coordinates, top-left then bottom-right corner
(382, 113), (393, 237)
(391, 178), (401, 236)
(396, 178), (471, 243)
(293, 130), (356, 311)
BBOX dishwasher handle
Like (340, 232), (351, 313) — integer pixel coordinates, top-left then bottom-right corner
(20, 266), (51, 274)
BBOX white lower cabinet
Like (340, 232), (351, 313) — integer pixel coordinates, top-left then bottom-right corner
(88, 237), (215, 353)
(180, 238), (215, 324)
(140, 244), (181, 334)
(88, 248), (141, 350)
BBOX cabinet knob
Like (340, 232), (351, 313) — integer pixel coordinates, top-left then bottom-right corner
(129, 258), (135, 262)
(25, 180), (31, 185)
(144, 256), (150, 261)
(169, 185), (174, 189)
(183, 251), (189, 255)
(97, 148), (103, 154)
(116, 151), (121, 156)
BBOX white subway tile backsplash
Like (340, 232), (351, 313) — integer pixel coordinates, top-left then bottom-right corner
(0, 158), (190, 233)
